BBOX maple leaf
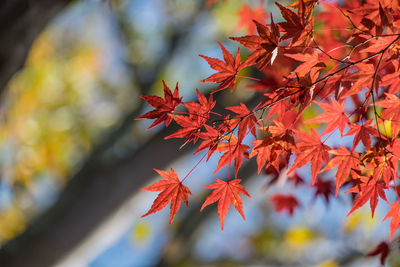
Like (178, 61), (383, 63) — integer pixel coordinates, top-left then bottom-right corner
(250, 139), (271, 174)
(275, 0), (315, 46)
(345, 120), (378, 150)
(383, 201), (400, 241)
(288, 129), (330, 185)
(235, 3), (268, 35)
(323, 145), (360, 195)
(201, 178), (251, 230)
(367, 241), (390, 265)
(200, 42), (248, 93)
(341, 63), (379, 99)
(305, 98), (350, 136)
(285, 51), (326, 78)
(165, 89), (215, 145)
(250, 111), (298, 173)
(346, 176), (388, 218)
(313, 178), (335, 204)
(230, 16), (280, 69)
(141, 168), (191, 224)
(375, 93), (400, 137)
(270, 194), (300, 216)
(226, 102), (258, 142)
(214, 134), (250, 177)
(288, 172), (305, 187)
(136, 81), (182, 129)
(381, 68), (400, 94)
(351, 0), (394, 34)
(360, 35), (398, 54)
(195, 124), (221, 160)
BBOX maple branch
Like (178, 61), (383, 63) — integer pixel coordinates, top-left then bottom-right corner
(358, 34), (400, 140)
(337, 7), (373, 37)
(312, 39), (345, 63)
(362, 34), (400, 108)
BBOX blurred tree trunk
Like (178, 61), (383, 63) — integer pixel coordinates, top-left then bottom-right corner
(0, 1), (209, 266)
(0, 0), (72, 94)
(0, 125), (192, 267)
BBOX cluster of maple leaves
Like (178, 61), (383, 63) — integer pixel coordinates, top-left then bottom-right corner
(137, 0), (400, 263)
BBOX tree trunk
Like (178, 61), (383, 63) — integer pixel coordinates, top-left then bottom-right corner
(0, 125), (192, 267)
(0, 0), (72, 94)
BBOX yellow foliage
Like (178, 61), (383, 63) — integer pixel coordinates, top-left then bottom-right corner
(343, 210), (376, 233)
(132, 222), (151, 244)
(284, 225), (316, 249)
(212, 0), (240, 34)
(377, 120), (392, 138)
(314, 259), (338, 267)
(0, 205), (26, 242)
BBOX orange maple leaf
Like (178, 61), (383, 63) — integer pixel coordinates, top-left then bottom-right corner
(375, 93), (400, 137)
(289, 129), (330, 185)
(323, 145), (360, 195)
(226, 102), (258, 142)
(250, 139), (271, 174)
(346, 176), (388, 218)
(383, 201), (400, 241)
(345, 120), (378, 150)
(201, 178), (251, 230)
(305, 98), (349, 136)
(285, 51), (326, 77)
(275, 0), (315, 46)
(235, 3), (268, 35)
(200, 42), (248, 93)
(230, 17), (280, 69)
(141, 168), (191, 224)
(214, 134), (250, 177)
(136, 81), (182, 129)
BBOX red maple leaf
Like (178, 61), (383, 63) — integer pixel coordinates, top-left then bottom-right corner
(341, 63), (379, 99)
(375, 93), (400, 137)
(383, 201), (400, 241)
(313, 177), (335, 204)
(275, 0), (315, 46)
(270, 194), (300, 216)
(346, 176), (388, 218)
(250, 139), (271, 174)
(136, 81), (182, 129)
(285, 51), (326, 78)
(141, 168), (191, 224)
(288, 172), (305, 187)
(345, 120), (378, 150)
(226, 102), (258, 142)
(305, 98), (349, 136)
(214, 134), (250, 177)
(195, 124), (221, 160)
(235, 3), (268, 35)
(200, 42), (248, 93)
(289, 129), (331, 185)
(201, 178), (251, 230)
(360, 35), (398, 54)
(165, 89), (215, 145)
(230, 17), (280, 69)
(323, 145), (360, 195)
(367, 241), (390, 265)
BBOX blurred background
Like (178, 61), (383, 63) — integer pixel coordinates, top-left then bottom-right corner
(0, 0), (398, 266)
